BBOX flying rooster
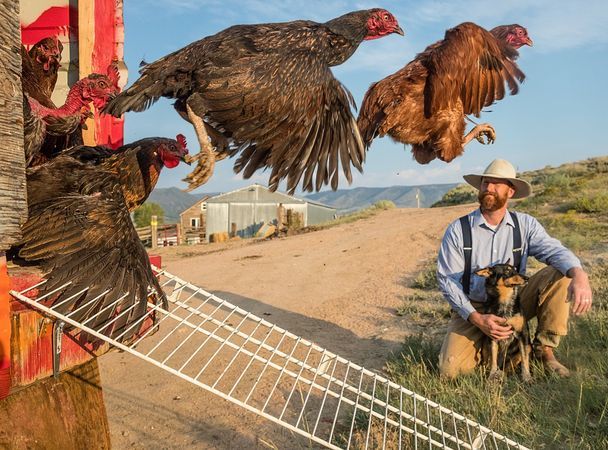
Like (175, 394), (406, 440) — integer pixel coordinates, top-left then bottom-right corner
(104, 9), (404, 193)
(24, 67), (120, 166)
(357, 23), (532, 165)
(21, 36), (63, 108)
(15, 135), (190, 342)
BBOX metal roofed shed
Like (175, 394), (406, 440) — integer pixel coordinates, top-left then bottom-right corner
(204, 184), (336, 242)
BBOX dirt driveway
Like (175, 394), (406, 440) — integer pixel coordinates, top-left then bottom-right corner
(98, 205), (471, 449)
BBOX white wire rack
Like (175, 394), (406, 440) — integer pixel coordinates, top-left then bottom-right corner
(10, 268), (529, 450)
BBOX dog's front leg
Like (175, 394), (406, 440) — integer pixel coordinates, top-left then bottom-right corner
(520, 328), (532, 383)
(489, 340), (502, 381)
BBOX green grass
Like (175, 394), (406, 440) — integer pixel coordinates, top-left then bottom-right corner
(381, 258), (608, 448)
(410, 260), (439, 290)
(396, 291), (451, 323)
(383, 326), (608, 449)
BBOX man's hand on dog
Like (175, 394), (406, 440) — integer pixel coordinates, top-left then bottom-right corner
(567, 267), (593, 316)
(468, 312), (513, 340)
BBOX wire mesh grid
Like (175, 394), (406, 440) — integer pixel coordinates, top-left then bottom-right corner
(10, 268), (529, 450)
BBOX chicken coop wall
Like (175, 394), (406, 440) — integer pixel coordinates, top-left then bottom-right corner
(0, 0), (27, 400)
(0, 0), (27, 253)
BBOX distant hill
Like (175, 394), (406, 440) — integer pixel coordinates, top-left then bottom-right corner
(305, 184), (459, 213)
(147, 188), (215, 223)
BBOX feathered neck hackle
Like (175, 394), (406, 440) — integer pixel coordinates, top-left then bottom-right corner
(324, 9), (374, 43)
(29, 80), (89, 118)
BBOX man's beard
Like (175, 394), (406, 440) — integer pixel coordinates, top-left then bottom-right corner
(478, 191), (508, 212)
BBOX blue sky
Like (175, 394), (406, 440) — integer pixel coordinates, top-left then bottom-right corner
(121, 0), (608, 195)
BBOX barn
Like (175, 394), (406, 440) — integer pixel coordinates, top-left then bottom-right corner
(205, 184), (336, 241)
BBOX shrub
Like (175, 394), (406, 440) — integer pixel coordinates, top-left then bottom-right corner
(572, 194), (608, 213)
(373, 200), (396, 210)
(411, 260), (439, 290)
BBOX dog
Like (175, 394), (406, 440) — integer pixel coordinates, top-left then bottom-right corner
(475, 263), (531, 382)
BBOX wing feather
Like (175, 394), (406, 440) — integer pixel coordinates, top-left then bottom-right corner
(421, 22), (525, 118)
(19, 164), (166, 342)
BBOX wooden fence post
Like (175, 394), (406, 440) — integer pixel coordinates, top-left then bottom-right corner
(151, 215), (158, 249)
(176, 223), (182, 245)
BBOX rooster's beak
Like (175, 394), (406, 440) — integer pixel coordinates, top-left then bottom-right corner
(393, 25), (405, 36)
(525, 37), (533, 47)
(182, 154), (192, 165)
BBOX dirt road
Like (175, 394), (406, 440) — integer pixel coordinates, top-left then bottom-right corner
(98, 205), (471, 449)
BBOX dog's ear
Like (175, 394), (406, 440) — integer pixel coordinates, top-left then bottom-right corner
(504, 274), (528, 287)
(475, 268), (493, 278)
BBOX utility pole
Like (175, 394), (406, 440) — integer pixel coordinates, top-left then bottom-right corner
(416, 188), (420, 208)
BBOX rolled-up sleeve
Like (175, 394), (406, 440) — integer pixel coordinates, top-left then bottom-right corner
(526, 215), (582, 275)
(437, 221), (476, 320)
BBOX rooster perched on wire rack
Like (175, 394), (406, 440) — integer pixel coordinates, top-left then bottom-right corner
(21, 36), (63, 108)
(13, 135), (190, 342)
(24, 66), (120, 167)
(104, 9), (404, 193)
(357, 23), (532, 165)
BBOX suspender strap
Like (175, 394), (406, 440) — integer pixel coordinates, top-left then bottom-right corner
(459, 215), (473, 295)
(509, 211), (522, 272)
(459, 211), (523, 295)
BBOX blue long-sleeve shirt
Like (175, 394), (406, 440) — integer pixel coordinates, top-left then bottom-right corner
(437, 208), (582, 320)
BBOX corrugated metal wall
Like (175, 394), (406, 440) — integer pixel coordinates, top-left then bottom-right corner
(206, 202), (306, 240)
(307, 203), (336, 225)
(205, 186), (336, 241)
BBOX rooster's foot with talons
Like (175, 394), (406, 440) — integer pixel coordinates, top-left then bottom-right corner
(184, 103), (217, 190)
(464, 123), (496, 146)
(474, 124), (496, 145)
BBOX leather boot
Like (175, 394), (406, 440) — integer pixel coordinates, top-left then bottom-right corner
(534, 345), (571, 377)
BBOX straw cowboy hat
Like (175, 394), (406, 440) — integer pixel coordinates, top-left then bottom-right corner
(463, 159), (532, 199)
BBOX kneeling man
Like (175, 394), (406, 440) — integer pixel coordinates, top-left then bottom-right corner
(437, 159), (592, 378)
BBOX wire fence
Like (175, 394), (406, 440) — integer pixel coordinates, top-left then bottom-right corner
(10, 268), (529, 450)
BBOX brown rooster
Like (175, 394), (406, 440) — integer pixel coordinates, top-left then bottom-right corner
(22, 36), (63, 108)
(104, 9), (404, 193)
(15, 136), (189, 342)
(24, 68), (120, 166)
(357, 23), (532, 165)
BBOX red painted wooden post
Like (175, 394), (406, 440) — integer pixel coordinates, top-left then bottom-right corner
(0, 255), (11, 399)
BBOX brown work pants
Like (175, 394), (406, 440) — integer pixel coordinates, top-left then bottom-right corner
(438, 266), (570, 378)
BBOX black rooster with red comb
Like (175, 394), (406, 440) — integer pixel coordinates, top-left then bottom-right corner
(104, 9), (404, 194)
(13, 135), (190, 341)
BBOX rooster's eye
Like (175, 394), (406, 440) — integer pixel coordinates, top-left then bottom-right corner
(383, 14), (390, 21)
(99, 81), (107, 88)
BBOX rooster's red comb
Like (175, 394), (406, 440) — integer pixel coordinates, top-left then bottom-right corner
(176, 134), (188, 152)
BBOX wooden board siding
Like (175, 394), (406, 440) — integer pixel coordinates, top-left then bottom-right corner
(0, 0), (27, 252)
